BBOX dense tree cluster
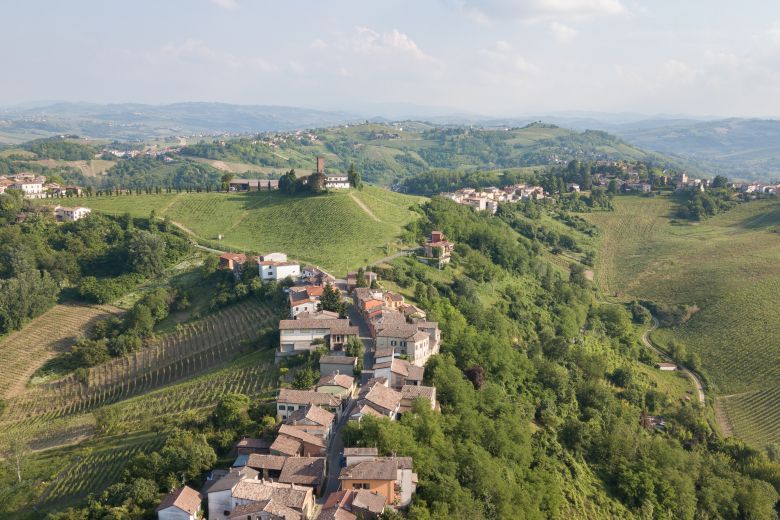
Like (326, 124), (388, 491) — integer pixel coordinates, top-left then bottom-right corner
(676, 188), (736, 220)
(23, 137), (99, 161)
(347, 198), (780, 519)
(0, 192), (191, 333)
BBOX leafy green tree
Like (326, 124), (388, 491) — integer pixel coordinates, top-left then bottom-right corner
(127, 230), (167, 276)
(319, 283), (344, 314)
(345, 337), (365, 374)
(292, 366), (319, 389)
(348, 163), (363, 190)
(212, 393), (252, 432)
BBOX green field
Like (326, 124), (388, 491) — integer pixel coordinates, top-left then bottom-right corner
(79, 186), (424, 274)
(584, 195), (780, 445)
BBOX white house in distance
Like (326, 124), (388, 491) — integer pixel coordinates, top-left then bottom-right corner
(257, 253), (300, 282)
(155, 486), (203, 520)
(54, 205), (91, 222)
(9, 174), (45, 199)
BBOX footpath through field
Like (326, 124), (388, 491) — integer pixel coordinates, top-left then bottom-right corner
(642, 317), (705, 405)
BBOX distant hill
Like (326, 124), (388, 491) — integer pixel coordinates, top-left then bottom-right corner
(178, 122), (694, 185)
(613, 118), (780, 182)
(0, 102), (361, 143)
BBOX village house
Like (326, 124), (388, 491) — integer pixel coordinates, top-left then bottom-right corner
(349, 379), (402, 421)
(277, 456), (327, 496)
(318, 355), (358, 377)
(276, 389), (342, 421)
(245, 454), (287, 480)
(236, 437), (272, 455)
(346, 270), (378, 292)
(219, 252), (248, 273)
(156, 486), (203, 520)
(207, 467), (261, 519)
(258, 253), (301, 282)
(624, 182), (653, 193)
(567, 183), (581, 193)
(300, 265), (336, 286)
(228, 500), (302, 520)
(54, 205), (91, 222)
(316, 372), (357, 400)
(9, 174), (46, 199)
(288, 285), (325, 317)
(374, 321), (440, 367)
(421, 230), (454, 268)
(272, 425), (327, 457)
(370, 356), (424, 389)
(399, 385), (437, 414)
(284, 404), (335, 441)
(338, 456), (417, 509)
(228, 480), (315, 520)
(278, 319), (359, 357)
(656, 362), (677, 371)
(318, 489), (387, 520)
(343, 447), (379, 466)
(311, 156), (351, 190)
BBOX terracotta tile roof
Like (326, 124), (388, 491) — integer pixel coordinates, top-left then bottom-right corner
(375, 323), (419, 339)
(246, 453), (288, 471)
(278, 456), (326, 486)
(231, 480), (310, 509)
(279, 318), (352, 331)
(220, 252), (247, 263)
(319, 355), (358, 366)
(230, 500), (302, 520)
(374, 347), (394, 358)
(277, 389), (341, 407)
(316, 506), (357, 520)
(296, 310), (339, 320)
(237, 437), (271, 450)
(287, 404), (335, 427)
(357, 383), (401, 414)
(270, 435), (302, 456)
(351, 489), (387, 514)
(207, 467), (259, 493)
(339, 460), (397, 481)
(155, 486), (202, 514)
(406, 365), (425, 381)
(402, 385), (436, 400)
(343, 447), (378, 457)
(278, 424), (326, 448)
(352, 403), (385, 418)
(390, 358), (410, 377)
(317, 373), (355, 389)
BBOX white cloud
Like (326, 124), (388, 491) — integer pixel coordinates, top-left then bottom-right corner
(550, 21), (578, 42)
(479, 41), (540, 77)
(453, 0), (626, 23)
(351, 27), (434, 62)
(211, 0), (237, 10)
(310, 38), (328, 49)
(662, 59), (699, 84)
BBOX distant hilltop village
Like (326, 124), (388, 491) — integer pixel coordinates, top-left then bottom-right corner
(441, 184), (546, 214)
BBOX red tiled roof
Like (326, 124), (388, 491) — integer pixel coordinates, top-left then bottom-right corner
(155, 486), (202, 514)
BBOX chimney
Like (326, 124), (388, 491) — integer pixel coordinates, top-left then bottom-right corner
(316, 156), (325, 174)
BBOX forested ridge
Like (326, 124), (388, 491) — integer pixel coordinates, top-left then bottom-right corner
(343, 197), (780, 519)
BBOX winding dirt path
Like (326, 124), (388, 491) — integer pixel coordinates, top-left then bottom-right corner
(349, 192), (381, 222)
(641, 317), (706, 405)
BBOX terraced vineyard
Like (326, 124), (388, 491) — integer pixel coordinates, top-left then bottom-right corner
(0, 299), (278, 448)
(720, 387), (780, 446)
(37, 432), (164, 510)
(584, 196), (780, 445)
(81, 185), (424, 273)
(0, 304), (122, 399)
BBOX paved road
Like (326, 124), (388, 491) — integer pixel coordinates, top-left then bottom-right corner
(642, 317), (705, 405)
(321, 401), (355, 501)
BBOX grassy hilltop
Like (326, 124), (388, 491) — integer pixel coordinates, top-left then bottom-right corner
(80, 186), (424, 274)
(584, 195), (780, 446)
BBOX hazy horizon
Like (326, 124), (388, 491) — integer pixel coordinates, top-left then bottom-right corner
(3, 1), (780, 118)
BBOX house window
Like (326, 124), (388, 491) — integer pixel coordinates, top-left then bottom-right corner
(352, 483), (370, 489)
(391, 340), (396, 346)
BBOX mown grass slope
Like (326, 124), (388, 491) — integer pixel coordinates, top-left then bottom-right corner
(584, 195), (780, 445)
(80, 186), (424, 274)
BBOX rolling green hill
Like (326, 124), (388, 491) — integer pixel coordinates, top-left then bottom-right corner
(584, 195), (780, 446)
(179, 122), (689, 185)
(79, 186), (424, 274)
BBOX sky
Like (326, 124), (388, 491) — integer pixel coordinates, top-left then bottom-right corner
(2, 0), (780, 117)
